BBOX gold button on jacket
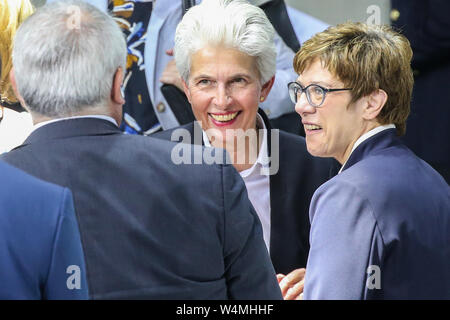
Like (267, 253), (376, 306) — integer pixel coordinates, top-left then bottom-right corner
(390, 9), (400, 21)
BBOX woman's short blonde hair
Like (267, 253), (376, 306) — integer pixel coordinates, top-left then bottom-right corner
(293, 22), (414, 136)
(0, 0), (34, 105)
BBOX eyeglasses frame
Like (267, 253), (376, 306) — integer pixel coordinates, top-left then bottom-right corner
(288, 81), (353, 107)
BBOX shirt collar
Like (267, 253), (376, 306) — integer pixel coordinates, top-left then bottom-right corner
(32, 115), (118, 133)
(338, 124), (396, 174)
(202, 113), (269, 177)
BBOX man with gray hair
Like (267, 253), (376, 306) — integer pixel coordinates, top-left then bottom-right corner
(47, 0), (302, 135)
(3, 0), (282, 299)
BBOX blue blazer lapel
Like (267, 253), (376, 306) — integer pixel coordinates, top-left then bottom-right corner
(258, 109), (294, 271)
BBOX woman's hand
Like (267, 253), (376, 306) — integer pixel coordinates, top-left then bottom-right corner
(277, 268), (306, 300)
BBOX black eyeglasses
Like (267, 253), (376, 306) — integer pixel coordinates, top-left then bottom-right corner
(288, 82), (352, 107)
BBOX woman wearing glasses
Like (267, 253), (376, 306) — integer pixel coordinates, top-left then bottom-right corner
(153, 0), (334, 299)
(293, 22), (450, 299)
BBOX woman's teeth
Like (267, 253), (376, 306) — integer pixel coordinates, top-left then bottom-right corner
(210, 112), (239, 122)
(305, 124), (322, 130)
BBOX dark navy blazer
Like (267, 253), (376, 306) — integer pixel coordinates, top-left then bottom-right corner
(0, 161), (88, 299)
(153, 109), (337, 274)
(391, 0), (450, 183)
(2, 118), (281, 300)
(304, 129), (450, 299)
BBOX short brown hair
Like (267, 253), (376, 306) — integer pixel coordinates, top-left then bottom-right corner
(293, 22), (414, 135)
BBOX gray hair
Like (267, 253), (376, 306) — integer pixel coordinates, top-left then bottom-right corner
(174, 0), (276, 84)
(12, 0), (126, 117)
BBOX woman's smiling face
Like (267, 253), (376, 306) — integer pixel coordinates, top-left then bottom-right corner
(295, 59), (367, 164)
(183, 46), (271, 145)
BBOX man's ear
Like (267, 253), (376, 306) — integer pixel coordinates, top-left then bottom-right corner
(9, 67), (27, 108)
(182, 78), (192, 104)
(260, 76), (275, 102)
(112, 67), (125, 105)
(363, 89), (388, 120)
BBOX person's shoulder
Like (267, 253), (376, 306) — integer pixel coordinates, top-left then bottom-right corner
(342, 145), (438, 187)
(0, 160), (70, 232)
(327, 145), (450, 253)
(151, 122), (195, 143)
(0, 160), (64, 198)
(332, 153), (396, 198)
(327, 146), (449, 216)
(133, 129), (233, 181)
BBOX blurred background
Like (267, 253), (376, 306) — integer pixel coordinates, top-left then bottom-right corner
(286, 0), (391, 25)
(27, 0), (449, 184)
(31, 0), (392, 25)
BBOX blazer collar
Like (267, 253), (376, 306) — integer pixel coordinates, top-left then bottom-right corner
(17, 118), (122, 148)
(341, 128), (400, 172)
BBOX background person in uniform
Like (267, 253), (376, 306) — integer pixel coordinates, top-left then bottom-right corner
(3, 0), (282, 299)
(293, 22), (450, 299)
(153, 0), (335, 300)
(390, 0), (450, 184)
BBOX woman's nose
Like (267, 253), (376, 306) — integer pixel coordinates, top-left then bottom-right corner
(213, 84), (231, 108)
(294, 92), (315, 116)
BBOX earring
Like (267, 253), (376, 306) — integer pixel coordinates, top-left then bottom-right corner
(260, 96), (265, 102)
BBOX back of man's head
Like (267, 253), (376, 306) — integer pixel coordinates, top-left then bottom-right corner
(12, 0), (126, 118)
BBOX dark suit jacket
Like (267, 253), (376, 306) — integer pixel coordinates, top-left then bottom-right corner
(391, 0), (450, 183)
(1, 118), (281, 300)
(0, 161), (88, 299)
(304, 129), (450, 299)
(153, 109), (336, 274)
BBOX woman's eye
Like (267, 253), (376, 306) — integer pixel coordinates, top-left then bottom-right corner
(198, 79), (211, 86)
(231, 78), (247, 86)
(313, 87), (323, 95)
(197, 79), (212, 87)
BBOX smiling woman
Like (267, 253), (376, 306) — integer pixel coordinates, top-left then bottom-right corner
(152, 0), (334, 301)
(184, 46), (272, 171)
(292, 22), (450, 300)
(174, 0), (277, 172)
